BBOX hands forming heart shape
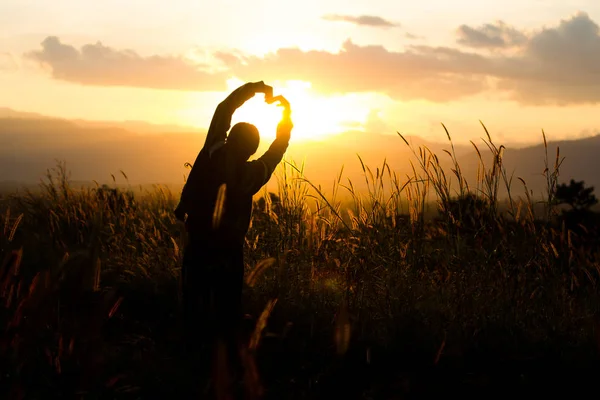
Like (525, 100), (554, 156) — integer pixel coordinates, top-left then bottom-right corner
(265, 94), (290, 108)
(253, 83), (293, 140)
(266, 95), (291, 120)
(255, 82), (291, 115)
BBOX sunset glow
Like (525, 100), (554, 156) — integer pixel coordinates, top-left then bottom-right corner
(2, 2), (600, 146)
(231, 79), (372, 141)
(4, 2), (600, 395)
(179, 78), (374, 141)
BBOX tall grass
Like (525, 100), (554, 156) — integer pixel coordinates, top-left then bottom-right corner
(1, 125), (599, 397)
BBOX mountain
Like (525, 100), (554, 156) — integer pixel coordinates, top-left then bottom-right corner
(467, 135), (600, 199)
(0, 108), (198, 135)
(0, 108), (598, 200)
(0, 108), (55, 120)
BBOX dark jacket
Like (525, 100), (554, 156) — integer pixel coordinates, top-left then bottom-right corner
(175, 82), (290, 247)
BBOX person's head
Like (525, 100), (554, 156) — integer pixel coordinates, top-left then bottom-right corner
(226, 122), (260, 160)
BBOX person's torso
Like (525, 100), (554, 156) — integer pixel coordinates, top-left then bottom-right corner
(183, 145), (254, 245)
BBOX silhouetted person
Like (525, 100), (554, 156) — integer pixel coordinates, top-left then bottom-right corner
(174, 81), (292, 393)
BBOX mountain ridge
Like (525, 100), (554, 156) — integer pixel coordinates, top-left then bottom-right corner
(1, 108), (598, 199)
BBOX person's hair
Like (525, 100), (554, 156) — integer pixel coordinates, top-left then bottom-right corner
(226, 122), (260, 159)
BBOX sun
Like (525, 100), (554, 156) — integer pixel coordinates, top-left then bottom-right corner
(226, 78), (364, 142)
(179, 78), (373, 141)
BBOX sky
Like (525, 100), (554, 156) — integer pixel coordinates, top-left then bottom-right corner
(2, 0), (600, 145)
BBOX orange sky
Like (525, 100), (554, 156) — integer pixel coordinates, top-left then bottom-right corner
(2, 2), (600, 145)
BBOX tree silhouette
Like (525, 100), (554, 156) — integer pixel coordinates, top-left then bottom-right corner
(554, 179), (598, 212)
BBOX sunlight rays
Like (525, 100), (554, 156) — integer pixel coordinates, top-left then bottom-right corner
(226, 78), (371, 141)
(177, 77), (392, 141)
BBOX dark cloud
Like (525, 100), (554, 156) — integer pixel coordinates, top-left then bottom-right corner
(26, 36), (227, 91)
(457, 21), (528, 49)
(493, 12), (600, 105)
(221, 40), (492, 102)
(322, 14), (398, 28)
(22, 12), (600, 105)
(221, 12), (600, 105)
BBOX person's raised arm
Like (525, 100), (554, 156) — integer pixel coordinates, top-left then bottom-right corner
(240, 95), (293, 195)
(175, 81), (272, 221)
(203, 81), (273, 152)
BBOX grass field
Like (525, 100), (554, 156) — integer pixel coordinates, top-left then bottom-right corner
(1, 127), (600, 399)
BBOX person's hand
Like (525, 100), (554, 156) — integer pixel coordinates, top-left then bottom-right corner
(226, 81), (272, 109)
(268, 95), (293, 141)
(252, 81), (273, 102)
(266, 95), (291, 115)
